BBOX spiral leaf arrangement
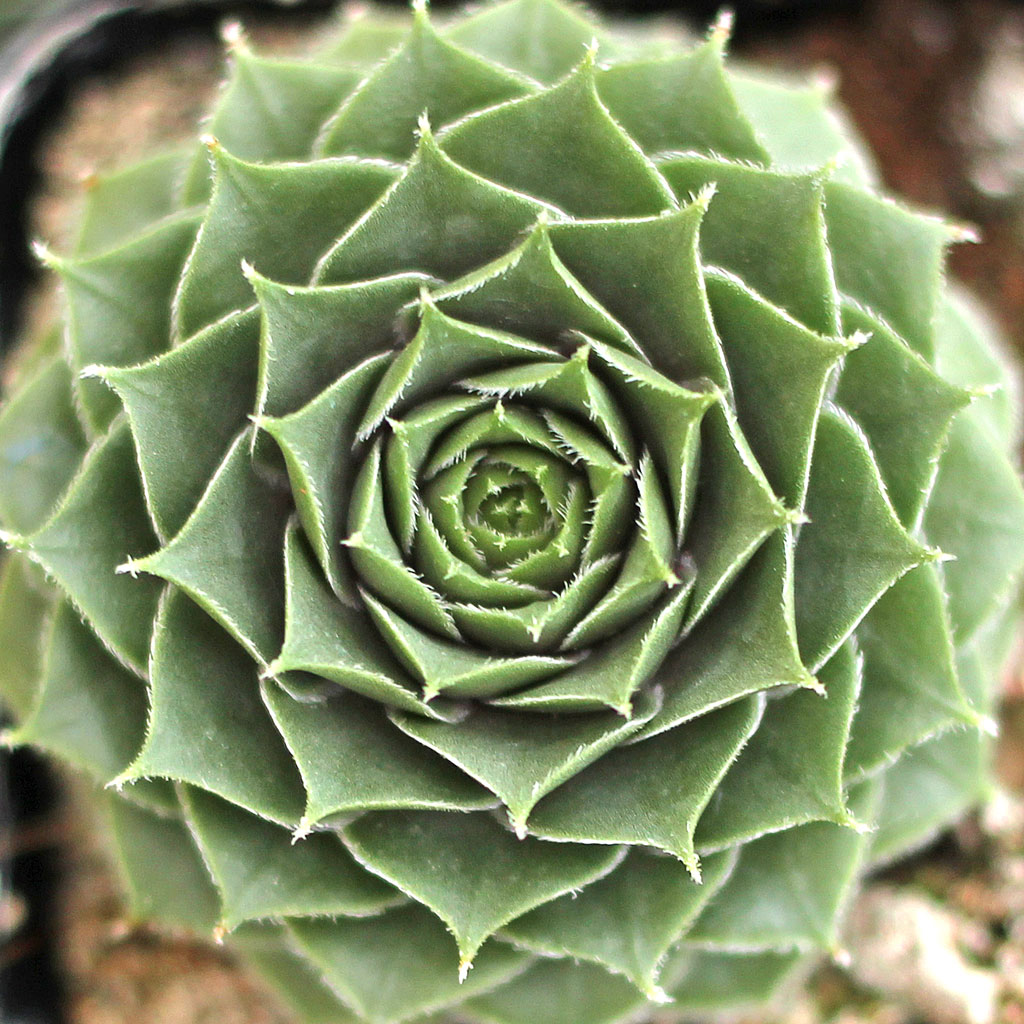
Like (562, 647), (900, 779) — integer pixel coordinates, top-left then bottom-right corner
(2, 1), (1024, 1021)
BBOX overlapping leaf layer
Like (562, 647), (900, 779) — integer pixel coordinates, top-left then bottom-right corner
(2, 1), (1024, 1021)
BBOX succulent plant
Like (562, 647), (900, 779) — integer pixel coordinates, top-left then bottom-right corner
(3, 1), (1024, 1021)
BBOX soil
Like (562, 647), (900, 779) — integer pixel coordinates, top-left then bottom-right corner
(8, 2), (1024, 1023)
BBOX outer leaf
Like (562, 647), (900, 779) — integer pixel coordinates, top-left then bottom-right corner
(659, 156), (837, 336)
(182, 786), (400, 930)
(289, 904), (531, 1024)
(845, 563), (977, 781)
(234, 924), (363, 1024)
(345, 810), (623, 968)
(440, 54), (675, 218)
(461, 958), (646, 1024)
(664, 948), (803, 1013)
(175, 145), (396, 338)
(317, 5), (531, 161)
(317, 127), (554, 286)
(95, 307), (261, 540)
(0, 356), (87, 534)
(106, 793), (220, 933)
(686, 781), (879, 953)
(209, 49), (361, 163)
(825, 182), (954, 359)
(641, 530), (815, 740)
(794, 407), (934, 671)
(132, 429), (289, 663)
(446, 0), (610, 85)
(598, 41), (767, 163)
(870, 726), (989, 865)
(9, 421), (161, 674)
(262, 682), (496, 824)
(730, 70), (877, 183)
(0, 553), (52, 721)
(503, 847), (736, 999)
(705, 270), (850, 508)
(121, 588), (305, 826)
(53, 211), (201, 431)
(836, 302), (970, 527)
(924, 409), (1024, 643)
(528, 696), (763, 876)
(695, 640), (860, 850)
(11, 601), (147, 782)
(390, 692), (657, 834)
(548, 203), (730, 389)
(74, 149), (192, 255)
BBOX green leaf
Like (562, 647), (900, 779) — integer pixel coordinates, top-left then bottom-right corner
(503, 848), (736, 999)
(684, 402), (791, 628)
(825, 182), (955, 359)
(924, 409), (1024, 643)
(795, 407), (934, 671)
(584, 340), (716, 540)
(132, 429), (289, 664)
(0, 553), (52, 722)
(0, 356), (87, 535)
(262, 354), (390, 597)
(686, 780), (879, 953)
(664, 948), (803, 1013)
(597, 41), (768, 163)
(250, 270), (432, 421)
(74, 149), (193, 255)
(358, 303), (552, 438)
(11, 600), (146, 782)
(289, 904), (531, 1024)
(318, 4), (532, 161)
(870, 725), (989, 866)
(640, 529), (815, 740)
(262, 681), (496, 824)
(10, 421), (160, 674)
(705, 270), (850, 508)
(174, 145), (396, 339)
(449, 555), (620, 653)
(549, 203), (730, 388)
(361, 590), (574, 700)
(233, 924), (363, 1024)
(52, 211), (200, 432)
(317, 8), (411, 66)
(659, 155), (837, 336)
(836, 302), (970, 526)
(345, 438), (459, 639)
(461, 958), (646, 1024)
(846, 564), (977, 781)
(528, 696), (763, 877)
(695, 640), (860, 850)
(345, 810), (622, 968)
(317, 127), (554, 286)
(934, 286), (1020, 447)
(446, 0), (608, 85)
(729, 71), (877, 184)
(439, 54), (675, 218)
(96, 308), (260, 540)
(390, 692), (657, 835)
(493, 587), (689, 714)
(432, 223), (635, 354)
(121, 588), (305, 826)
(106, 793), (220, 934)
(268, 521), (450, 718)
(209, 48), (361, 163)
(182, 786), (400, 930)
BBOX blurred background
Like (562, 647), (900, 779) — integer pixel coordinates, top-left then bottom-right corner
(3, 1), (1024, 1023)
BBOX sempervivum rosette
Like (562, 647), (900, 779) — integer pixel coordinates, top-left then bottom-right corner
(2, 2), (1024, 1022)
